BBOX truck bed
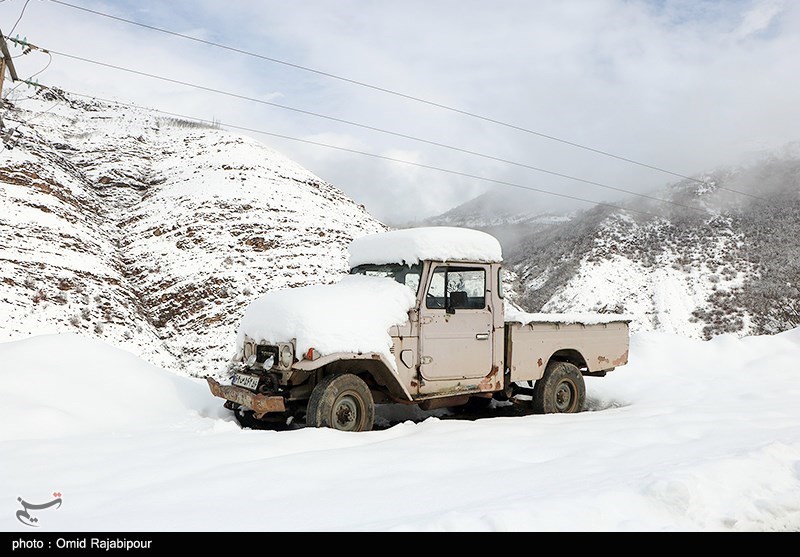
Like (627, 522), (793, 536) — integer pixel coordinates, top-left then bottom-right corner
(504, 313), (631, 382)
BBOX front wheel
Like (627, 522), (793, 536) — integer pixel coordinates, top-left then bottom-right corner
(532, 361), (586, 414)
(234, 408), (264, 429)
(234, 408), (293, 431)
(306, 374), (375, 432)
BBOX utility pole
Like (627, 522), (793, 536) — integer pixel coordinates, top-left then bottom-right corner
(0, 28), (19, 98)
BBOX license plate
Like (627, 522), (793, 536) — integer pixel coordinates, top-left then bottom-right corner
(232, 373), (260, 390)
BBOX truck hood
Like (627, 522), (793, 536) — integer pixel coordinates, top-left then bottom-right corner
(236, 275), (416, 365)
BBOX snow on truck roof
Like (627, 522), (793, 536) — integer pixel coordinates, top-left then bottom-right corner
(348, 227), (503, 268)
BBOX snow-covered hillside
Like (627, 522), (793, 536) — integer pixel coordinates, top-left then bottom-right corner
(512, 209), (761, 339)
(0, 90), (386, 376)
(427, 149), (800, 341)
(509, 149), (800, 340)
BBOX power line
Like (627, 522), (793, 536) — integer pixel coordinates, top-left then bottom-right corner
(27, 51), (51, 80)
(27, 43), (714, 213)
(45, 0), (755, 198)
(9, 0), (32, 37)
(50, 88), (685, 220)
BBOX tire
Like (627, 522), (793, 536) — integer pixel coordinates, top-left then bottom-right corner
(234, 408), (269, 429)
(532, 361), (586, 414)
(306, 374), (375, 432)
(234, 408), (290, 431)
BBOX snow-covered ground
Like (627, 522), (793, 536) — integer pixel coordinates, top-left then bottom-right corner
(3, 330), (800, 532)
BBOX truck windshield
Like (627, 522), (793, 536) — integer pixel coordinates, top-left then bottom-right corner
(350, 263), (422, 294)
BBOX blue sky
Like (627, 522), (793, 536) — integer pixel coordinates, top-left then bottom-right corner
(2, 0), (798, 222)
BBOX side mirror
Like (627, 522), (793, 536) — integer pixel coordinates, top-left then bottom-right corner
(446, 303), (456, 315)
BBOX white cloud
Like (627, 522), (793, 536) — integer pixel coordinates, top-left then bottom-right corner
(2, 0), (799, 222)
(736, 0), (785, 38)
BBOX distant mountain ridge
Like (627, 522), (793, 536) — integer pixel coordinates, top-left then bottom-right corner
(417, 189), (574, 254)
(0, 89), (386, 376)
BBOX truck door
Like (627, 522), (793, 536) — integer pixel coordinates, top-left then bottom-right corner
(418, 264), (494, 389)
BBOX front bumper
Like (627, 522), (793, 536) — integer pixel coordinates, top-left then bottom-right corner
(206, 376), (287, 414)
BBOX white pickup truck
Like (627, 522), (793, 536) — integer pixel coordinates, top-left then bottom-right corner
(207, 227), (631, 431)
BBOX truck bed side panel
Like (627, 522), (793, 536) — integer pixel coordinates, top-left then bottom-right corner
(507, 321), (630, 382)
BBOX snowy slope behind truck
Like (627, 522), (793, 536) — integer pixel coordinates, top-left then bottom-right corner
(207, 227), (631, 431)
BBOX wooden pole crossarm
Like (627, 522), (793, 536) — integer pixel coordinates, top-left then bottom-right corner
(0, 28), (20, 83)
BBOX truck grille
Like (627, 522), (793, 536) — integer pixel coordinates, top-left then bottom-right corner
(256, 345), (278, 366)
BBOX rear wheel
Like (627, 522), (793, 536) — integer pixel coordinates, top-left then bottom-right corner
(532, 361), (585, 414)
(306, 374), (375, 432)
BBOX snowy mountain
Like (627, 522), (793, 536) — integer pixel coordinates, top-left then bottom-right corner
(0, 89), (386, 377)
(416, 146), (800, 340)
(416, 189), (573, 253)
(504, 148), (800, 339)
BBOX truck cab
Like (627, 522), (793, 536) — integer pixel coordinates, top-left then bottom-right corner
(349, 259), (505, 398)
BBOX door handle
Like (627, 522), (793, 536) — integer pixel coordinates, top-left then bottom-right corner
(476, 333), (489, 341)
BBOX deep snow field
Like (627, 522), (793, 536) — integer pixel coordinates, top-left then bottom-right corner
(2, 329), (800, 532)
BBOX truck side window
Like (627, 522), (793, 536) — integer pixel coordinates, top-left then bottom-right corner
(426, 268), (446, 308)
(426, 267), (486, 310)
(498, 268), (505, 299)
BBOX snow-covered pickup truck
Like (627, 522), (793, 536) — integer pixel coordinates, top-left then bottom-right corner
(207, 227), (631, 431)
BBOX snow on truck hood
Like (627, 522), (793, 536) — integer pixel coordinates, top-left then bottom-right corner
(348, 226), (503, 267)
(236, 275), (416, 366)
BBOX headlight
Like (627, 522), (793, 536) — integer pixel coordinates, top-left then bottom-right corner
(245, 353), (257, 367)
(280, 344), (293, 368)
(243, 342), (254, 359)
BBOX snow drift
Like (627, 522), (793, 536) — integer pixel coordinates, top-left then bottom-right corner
(0, 334), (218, 441)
